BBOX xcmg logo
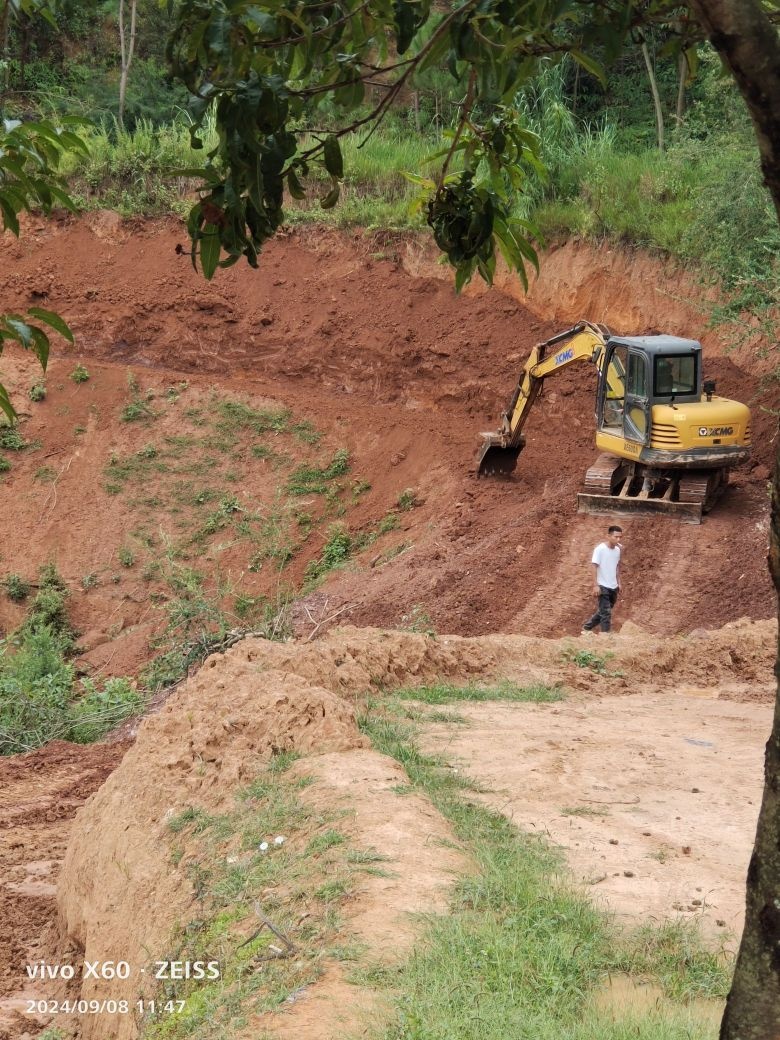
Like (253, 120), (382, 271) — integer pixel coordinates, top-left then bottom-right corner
(698, 426), (734, 437)
(554, 348), (574, 365)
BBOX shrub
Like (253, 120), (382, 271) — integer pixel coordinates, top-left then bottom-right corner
(397, 488), (419, 511)
(117, 547), (136, 567)
(68, 678), (142, 744)
(3, 574), (30, 602)
(28, 382), (46, 402)
(71, 365), (90, 383)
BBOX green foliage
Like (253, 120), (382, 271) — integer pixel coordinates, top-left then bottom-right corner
(3, 574), (30, 602)
(164, 0), (652, 287)
(70, 363), (90, 383)
(28, 381), (46, 402)
(68, 677), (142, 744)
(0, 576), (141, 755)
(121, 397), (156, 422)
(392, 681), (565, 704)
(117, 546), (136, 567)
(0, 427), (30, 450)
(304, 524), (353, 584)
(0, 456), (10, 473)
(397, 488), (419, 511)
(287, 448), (350, 495)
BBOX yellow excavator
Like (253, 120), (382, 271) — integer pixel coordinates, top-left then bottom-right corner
(476, 320), (751, 521)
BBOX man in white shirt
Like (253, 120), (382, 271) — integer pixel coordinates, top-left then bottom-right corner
(582, 525), (623, 634)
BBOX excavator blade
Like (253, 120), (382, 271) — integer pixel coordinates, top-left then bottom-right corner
(476, 435), (524, 477)
(576, 454), (728, 523)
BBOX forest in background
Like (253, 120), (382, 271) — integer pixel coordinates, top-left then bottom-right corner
(0, 0), (778, 329)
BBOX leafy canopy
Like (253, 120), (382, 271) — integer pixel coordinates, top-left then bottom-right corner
(166, 0), (691, 289)
(0, 0), (88, 420)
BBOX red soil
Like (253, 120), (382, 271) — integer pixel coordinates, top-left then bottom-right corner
(0, 216), (775, 655)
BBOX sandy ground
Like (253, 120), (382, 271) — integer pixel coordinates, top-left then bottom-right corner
(421, 690), (770, 940)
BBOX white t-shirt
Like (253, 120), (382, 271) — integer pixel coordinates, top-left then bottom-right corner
(592, 542), (621, 589)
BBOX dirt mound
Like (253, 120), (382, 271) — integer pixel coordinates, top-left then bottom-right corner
(0, 740), (128, 1037)
(58, 657), (364, 1040)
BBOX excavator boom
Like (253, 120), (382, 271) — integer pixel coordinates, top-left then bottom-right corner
(477, 321), (610, 477)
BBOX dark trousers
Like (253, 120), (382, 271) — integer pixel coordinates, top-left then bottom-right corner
(583, 586), (618, 633)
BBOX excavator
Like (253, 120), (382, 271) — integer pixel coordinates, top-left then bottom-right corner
(476, 320), (751, 521)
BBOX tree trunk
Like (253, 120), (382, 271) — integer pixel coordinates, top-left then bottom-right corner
(688, 5), (780, 1033)
(675, 51), (687, 127)
(690, 0), (780, 228)
(719, 439), (780, 1040)
(641, 40), (665, 152)
(118, 0), (138, 129)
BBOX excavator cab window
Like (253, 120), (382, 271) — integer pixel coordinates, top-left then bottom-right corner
(654, 355), (696, 397)
(602, 344), (627, 429)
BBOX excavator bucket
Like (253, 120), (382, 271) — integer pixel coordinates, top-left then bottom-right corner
(476, 434), (525, 477)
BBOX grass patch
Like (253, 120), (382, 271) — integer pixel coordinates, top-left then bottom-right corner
(391, 680), (565, 704)
(357, 709), (730, 1040)
(0, 565), (142, 754)
(287, 448), (350, 495)
(563, 647), (624, 677)
(70, 364), (90, 383)
(140, 768), (366, 1040)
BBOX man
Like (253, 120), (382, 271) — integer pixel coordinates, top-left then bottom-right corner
(582, 525), (623, 634)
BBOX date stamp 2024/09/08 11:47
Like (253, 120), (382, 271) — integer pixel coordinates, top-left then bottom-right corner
(22, 959), (221, 1018)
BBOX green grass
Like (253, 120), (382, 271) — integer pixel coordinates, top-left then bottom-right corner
(357, 710), (730, 1040)
(287, 448), (351, 495)
(391, 680), (565, 705)
(0, 565), (142, 755)
(141, 768), (368, 1040)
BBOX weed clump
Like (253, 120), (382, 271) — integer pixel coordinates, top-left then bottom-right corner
(70, 364), (90, 383)
(3, 574), (30, 602)
(0, 564), (141, 754)
(287, 448), (350, 495)
(304, 524), (353, 584)
(28, 382), (46, 402)
(0, 427), (29, 451)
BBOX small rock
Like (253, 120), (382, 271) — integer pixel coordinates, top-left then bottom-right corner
(642, 831), (651, 837)
(691, 899), (702, 906)
(623, 870), (635, 877)
(609, 838), (619, 845)
(716, 919), (726, 927)
(682, 846), (692, 855)
(692, 787), (701, 793)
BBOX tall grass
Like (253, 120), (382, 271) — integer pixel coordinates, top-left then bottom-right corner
(53, 91), (777, 315)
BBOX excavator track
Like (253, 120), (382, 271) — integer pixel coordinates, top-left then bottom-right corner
(577, 455), (727, 523)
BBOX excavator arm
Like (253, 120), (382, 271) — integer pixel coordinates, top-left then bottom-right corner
(477, 320), (612, 476)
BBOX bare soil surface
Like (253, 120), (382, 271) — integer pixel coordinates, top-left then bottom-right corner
(421, 690), (769, 941)
(0, 217), (777, 1040)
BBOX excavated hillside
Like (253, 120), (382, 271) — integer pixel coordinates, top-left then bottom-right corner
(0, 216), (777, 1040)
(0, 215), (775, 665)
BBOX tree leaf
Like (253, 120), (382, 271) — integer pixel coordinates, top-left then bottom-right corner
(323, 136), (343, 179)
(320, 182), (340, 209)
(199, 225), (222, 280)
(0, 382), (16, 424)
(27, 308), (74, 344)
